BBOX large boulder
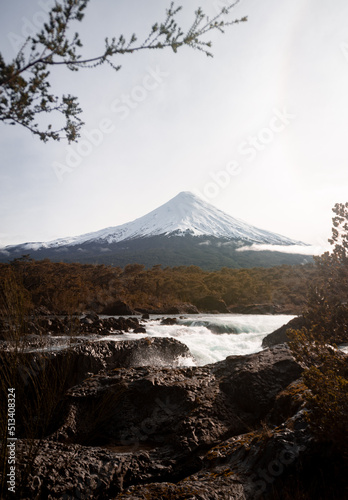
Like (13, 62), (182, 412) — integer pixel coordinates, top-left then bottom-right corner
(78, 314), (142, 335)
(1, 337), (192, 389)
(53, 346), (302, 452)
(211, 346), (303, 418)
(194, 295), (229, 313)
(160, 317), (178, 325)
(15, 345), (309, 499)
(13, 340), (348, 500)
(0, 337), (191, 439)
(262, 316), (309, 348)
(101, 300), (135, 316)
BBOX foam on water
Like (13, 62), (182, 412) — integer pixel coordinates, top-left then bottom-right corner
(102, 314), (295, 366)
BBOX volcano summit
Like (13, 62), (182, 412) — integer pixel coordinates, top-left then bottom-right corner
(0, 192), (309, 268)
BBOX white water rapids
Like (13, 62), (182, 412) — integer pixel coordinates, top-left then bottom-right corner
(101, 314), (295, 366)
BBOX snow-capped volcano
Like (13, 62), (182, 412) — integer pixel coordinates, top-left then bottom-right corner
(0, 192), (309, 269)
(5, 191), (301, 252)
(95, 190), (300, 245)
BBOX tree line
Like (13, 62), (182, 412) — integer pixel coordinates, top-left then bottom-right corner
(0, 257), (315, 315)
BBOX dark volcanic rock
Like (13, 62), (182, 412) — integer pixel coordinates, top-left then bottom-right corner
(133, 327), (146, 333)
(20, 411), (341, 500)
(160, 317), (178, 325)
(104, 337), (191, 367)
(5, 337), (191, 386)
(25, 316), (67, 336)
(194, 295), (229, 313)
(53, 346), (301, 452)
(1, 314), (147, 342)
(0, 337), (191, 440)
(210, 345), (303, 419)
(81, 312), (99, 324)
(115, 416), (312, 500)
(79, 314), (141, 335)
(12, 335), (348, 500)
(101, 300), (135, 316)
(262, 316), (309, 348)
(15, 345), (311, 500)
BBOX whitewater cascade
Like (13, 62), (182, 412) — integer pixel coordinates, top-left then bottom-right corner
(102, 314), (295, 366)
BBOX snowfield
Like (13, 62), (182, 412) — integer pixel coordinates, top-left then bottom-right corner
(1, 191), (304, 251)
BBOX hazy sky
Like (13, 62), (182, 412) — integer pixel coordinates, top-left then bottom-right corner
(0, 0), (347, 250)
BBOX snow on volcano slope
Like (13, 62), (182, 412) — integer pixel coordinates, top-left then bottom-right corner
(1, 191), (304, 251)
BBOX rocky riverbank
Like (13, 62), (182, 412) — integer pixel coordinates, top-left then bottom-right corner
(1, 334), (346, 499)
(0, 313), (148, 342)
(0, 298), (302, 343)
(1, 312), (347, 499)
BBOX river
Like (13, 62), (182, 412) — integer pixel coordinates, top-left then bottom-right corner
(100, 314), (295, 366)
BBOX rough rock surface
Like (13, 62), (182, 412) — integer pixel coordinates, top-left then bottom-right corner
(3, 336), (191, 386)
(262, 316), (309, 348)
(0, 313), (146, 340)
(12, 345), (321, 499)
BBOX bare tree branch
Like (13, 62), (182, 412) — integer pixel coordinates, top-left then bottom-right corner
(0, 0), (247, 143)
